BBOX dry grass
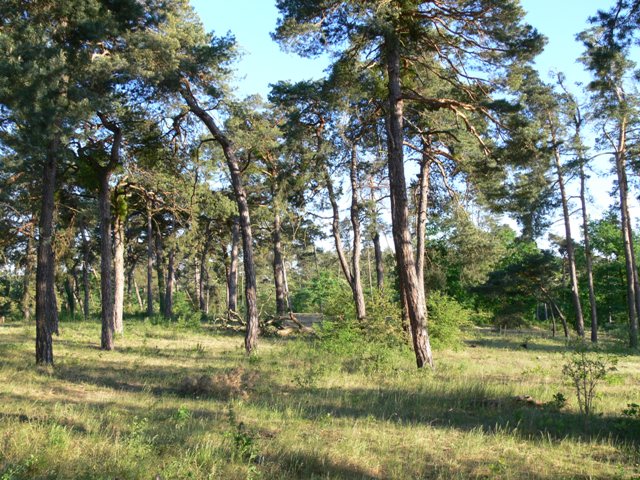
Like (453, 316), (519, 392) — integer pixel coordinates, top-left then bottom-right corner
(0, 318), (639, 479)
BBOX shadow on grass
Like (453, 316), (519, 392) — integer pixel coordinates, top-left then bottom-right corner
(469, 331), (639, 356)
(467, 337), (571, 354)
(252, 382), (640, 448)
(261, 451), (381, 479)
(0, 411), (88, 434)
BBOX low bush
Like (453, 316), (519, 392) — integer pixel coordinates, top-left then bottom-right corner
(427, 291), (473, 349)
(562, 342), (617, 416)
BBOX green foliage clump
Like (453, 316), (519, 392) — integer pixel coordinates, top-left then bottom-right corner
(172, 292), (203, 330)
(291, 272), (354, 319)
(562, 343), (617, 416)
(315, 315), (407, 375)
(427, 291), (472, 349)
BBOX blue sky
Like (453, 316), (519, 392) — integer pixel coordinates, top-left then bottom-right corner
(190, 0), (613, 99)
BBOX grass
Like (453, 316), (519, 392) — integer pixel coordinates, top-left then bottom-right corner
(1, 317), (639, 479)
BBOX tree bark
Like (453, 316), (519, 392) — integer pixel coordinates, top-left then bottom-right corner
(64, 275), (75, 318)
(113, 210), (125, 334)
(373, 231), (384, 290)
(385, 36), (433, 368)
(228, 218), (240, 314)
(321, 142), (366, 321)
(164, 246), (175, 318)
(614, 118), (640, 348)
(97, 171), (114, 350)
(416, 146), (431, 295)
(133, 278), (143, 310)
(146, 207), (154, 317)
(579, 161), (598, 342)
(272, 207), (287, 316)
(35, 143), (58, 365)
(155, 226), (166, 316)
(181, 83), (259, 353)
(195, 257), (202, 310)
(349, 144), (367, 321)
(550, 134), (585, 337)
(81, 226), (91, 321)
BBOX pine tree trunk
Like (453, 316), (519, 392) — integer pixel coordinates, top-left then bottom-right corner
(349, 145), (367, 321)
(64, 276), (75, 318)
(373, 232), (384, 290)
(98, 172), (114, 350)
(282, 256), (292, 312)
(164, 247), (175, 318)
(181, 85), (260, 353)
(113, 213), (125, 334)
(579, 161), (598, 342)
(22, 230), (34, 322)
(416, 148), (431, 294)
(80, 225), (91, 321)
(551, 140), (585, 337)
(199, 254), (207, 312)
(146, 207), (154, 317)
(35, 147), (57, 364)
(133, 278), (143, 310)
(614, 118), (639, 348)
(272, 208), (287, 317)
(155, 228), (166, 316)
(385, 36), (433, 368)
(228, 218), (240, 314)
(195, 257), (202, 310)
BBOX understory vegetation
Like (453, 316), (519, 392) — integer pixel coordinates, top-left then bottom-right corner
(1, 317), (639, 480)
(3, 1), (640, 477)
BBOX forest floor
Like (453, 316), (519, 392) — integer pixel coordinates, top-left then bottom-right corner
(1, 318), (639, 479)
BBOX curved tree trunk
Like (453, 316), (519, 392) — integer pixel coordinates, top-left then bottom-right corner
(579, 161), (598, 342)
(385, 36), (433, 368)
(182, 83), (259, 353)
(614, 117), (639, 348)
(550, 137), (584, 337)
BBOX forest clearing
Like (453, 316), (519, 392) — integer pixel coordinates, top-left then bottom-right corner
(3, 0), (640, 478)
(1, 317), (639, 480)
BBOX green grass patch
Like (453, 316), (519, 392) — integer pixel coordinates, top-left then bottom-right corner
(1, 320), (639, 479)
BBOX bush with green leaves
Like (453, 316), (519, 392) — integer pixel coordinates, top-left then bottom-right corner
(427, 291), (473, 349)
(562, 344), (617, 416)
(291, 271), (353, 319)
(172, 291), (203, 330)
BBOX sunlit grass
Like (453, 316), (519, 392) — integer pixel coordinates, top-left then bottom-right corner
(1, 318), (639, 479)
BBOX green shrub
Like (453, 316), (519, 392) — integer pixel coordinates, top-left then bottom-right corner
(173, 291), (203, 330)
(291, 272), (353, 319)
(562, 343), (617, 416)
(362, 289), (405, 347)
(427, 291), (472, 349)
